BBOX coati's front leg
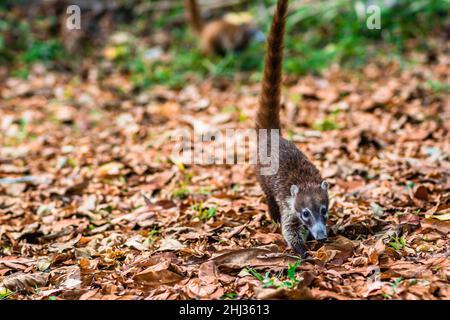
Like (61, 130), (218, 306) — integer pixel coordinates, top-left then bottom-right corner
(266, 195), (281, 221)
(280, 206), (308, 257)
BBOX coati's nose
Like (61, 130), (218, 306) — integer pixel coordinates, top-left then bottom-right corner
(311, 224), (327, 240)
(315, 230), (327, 241)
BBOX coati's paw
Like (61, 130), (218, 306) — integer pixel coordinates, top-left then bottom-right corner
(286, 240), (308, 258)
(293, 246), (308, 259)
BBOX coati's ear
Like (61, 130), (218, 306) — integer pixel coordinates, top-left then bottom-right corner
(290, 185), (299, 197)
(321, 180), (329, 191)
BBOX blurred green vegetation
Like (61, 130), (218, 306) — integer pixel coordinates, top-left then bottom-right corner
(0, 0), (448, 90)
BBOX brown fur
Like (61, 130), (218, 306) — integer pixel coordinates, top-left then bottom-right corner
(185, 0), (204, 33)
(256, 0), (329, 257)
(185, 0), (257, 56)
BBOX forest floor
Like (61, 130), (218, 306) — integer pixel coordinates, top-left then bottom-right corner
(0, 42), (449, 300)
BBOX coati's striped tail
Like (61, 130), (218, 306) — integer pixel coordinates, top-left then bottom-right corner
(256, 0), (288, 131)
(185, 0), (204, 33)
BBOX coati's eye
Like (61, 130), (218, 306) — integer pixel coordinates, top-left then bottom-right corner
(320, 206), (328, 217)
(301, 209), (310, 220)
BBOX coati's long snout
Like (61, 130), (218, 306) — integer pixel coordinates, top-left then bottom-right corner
(309, 220), (327, 240)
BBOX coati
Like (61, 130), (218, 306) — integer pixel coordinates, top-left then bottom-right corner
(184, 0), (264, 56)
(256, 0), (329, 257)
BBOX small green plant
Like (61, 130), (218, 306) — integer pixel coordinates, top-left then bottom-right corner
(222, 105), (237, 114)
(11, 67), (30, 79)
(287, 260), (301, 282)
(247, 267), (282, 289)
(382, 293), (392, 299)
(143, 227), (160, 246)
(231, 184), (240, 193)
(17, 117), (28, 140)
(172, 173), (192, 199)
(247, 260), (302, 289)
(21, 40), (64, 64)
(426, 80), (450, 93)
(238, 111), (247, 123)
(127, 42), (206, 90)
(390, 277), (403, 289)
(192, 202), (216, 221)
(389, 277), (403, 296)
(406, 181), (415, 190)
(221, 292), (238, 300)
(172, 187), (190, 199)
(270, 219), (280, 228)
(286, 130), (295, 141)
(198, 186), (212, 196)
(313, 109), (341, 131)
(247, 267), (265, 281)
(0, 288), (14, 300)
(389, 235), (406, 251)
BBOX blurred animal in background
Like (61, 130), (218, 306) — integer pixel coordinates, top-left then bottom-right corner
(184, 0), (265, 56)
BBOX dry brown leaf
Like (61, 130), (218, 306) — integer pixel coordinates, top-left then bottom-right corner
(311, 288), (352, 300)
(141, 170), (175, 192)
(96, 162), (124, 177)
(254, 286), (313, 300)
(212, 245), (297, 270)
(1, 272), (49, 292)
(421, 219), (450, 234)
(133, 260), (185, 287)
(186, 278), (218, 299)
(414, 185), (429, 201)
(157, 238), (185, 252)
(314, 236), (354, 264)
(198, 260), (219, 284)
